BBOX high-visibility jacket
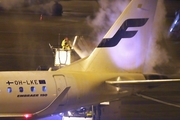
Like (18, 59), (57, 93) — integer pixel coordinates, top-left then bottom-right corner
(61, 39), (71, 50)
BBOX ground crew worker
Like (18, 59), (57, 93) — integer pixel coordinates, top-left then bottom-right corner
(61, 37), (71, 50)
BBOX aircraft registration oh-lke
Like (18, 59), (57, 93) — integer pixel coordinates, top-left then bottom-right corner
(0, 0), (180, 119)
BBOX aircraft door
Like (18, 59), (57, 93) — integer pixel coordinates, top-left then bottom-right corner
(53, 75), (67, 105)
(53, 75), (68, 106)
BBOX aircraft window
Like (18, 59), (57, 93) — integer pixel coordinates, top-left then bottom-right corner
(31, 86), (36, 92)
(42, 86), (47, 92)
(19, 87), (23, 92)
(7, 87), (12, 93)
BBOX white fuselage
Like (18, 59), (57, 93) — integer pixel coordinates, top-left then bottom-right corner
(0, 70), (145, 117)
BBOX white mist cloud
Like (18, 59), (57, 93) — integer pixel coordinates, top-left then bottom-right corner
(0, 0), (54, 15)
(87, 0), (130, 45)
(27, 1), (54, 15)
(144, 0), (169, 73)
(74, 0), (130, 58)
(0, 0), (23, 10)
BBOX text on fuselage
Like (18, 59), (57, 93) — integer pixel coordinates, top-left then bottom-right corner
(6, 80), (46, 85)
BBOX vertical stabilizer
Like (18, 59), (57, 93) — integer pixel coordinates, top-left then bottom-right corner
(86, 0), (158, 72)
(62, 0), (158, 73)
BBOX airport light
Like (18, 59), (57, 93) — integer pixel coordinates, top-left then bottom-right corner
(169, 10), (180, 35)
(24, 114), (32, 119)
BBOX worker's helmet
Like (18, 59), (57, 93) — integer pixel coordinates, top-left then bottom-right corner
(65, 37), (68, 40)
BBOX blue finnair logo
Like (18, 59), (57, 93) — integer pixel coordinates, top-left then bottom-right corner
(98, 18), (148, 47)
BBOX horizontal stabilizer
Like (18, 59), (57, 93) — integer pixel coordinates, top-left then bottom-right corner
(106, 79), (180, 87)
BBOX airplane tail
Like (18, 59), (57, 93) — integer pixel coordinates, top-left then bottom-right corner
(61, 0), (158, 73)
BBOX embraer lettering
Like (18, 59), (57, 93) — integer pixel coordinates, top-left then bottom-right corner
(6, 80), (46, 85)
(98, 18), (149, 47)
(17, 94), (47, 98)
